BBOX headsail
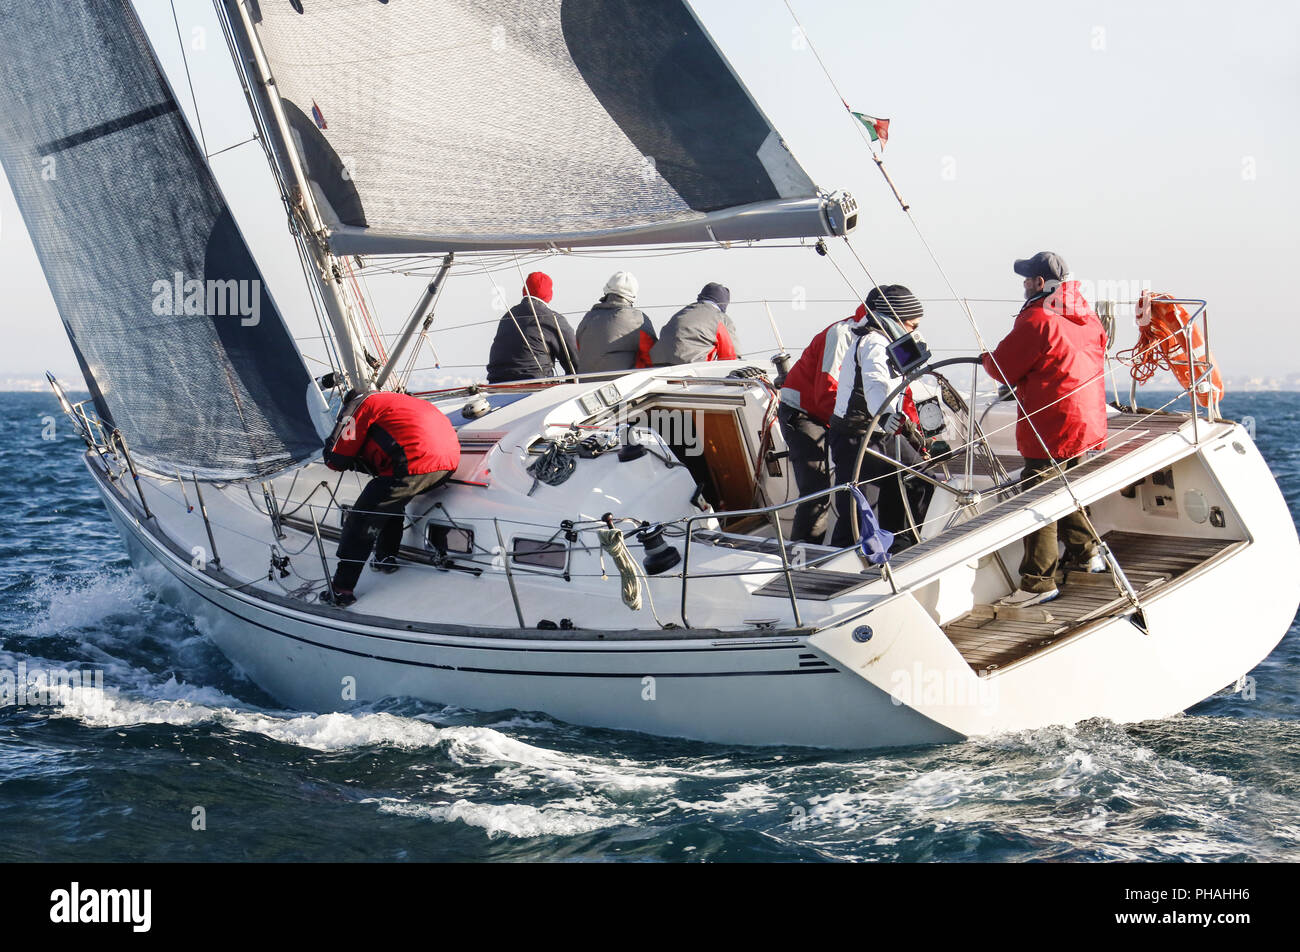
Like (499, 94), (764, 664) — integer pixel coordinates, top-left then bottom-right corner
(0, 0), (329, 479)
(236, 0), (857, 254)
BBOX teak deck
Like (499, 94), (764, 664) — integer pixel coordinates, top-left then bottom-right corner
(889, 411), (1190, 572)
(944, 530), (1241, 674)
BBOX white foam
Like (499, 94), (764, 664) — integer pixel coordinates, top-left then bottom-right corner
(371, 797), (628, 838)
(443, 727), (677, 794)
(667, 781), (777, 814)
(43, 686), (678, 802)
(29, 572), (148, 637)
(51, 692), (449, 750)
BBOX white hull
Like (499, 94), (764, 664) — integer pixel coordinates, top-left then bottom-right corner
(90, 399), (1298, 749)
(101, 487), (959, 749)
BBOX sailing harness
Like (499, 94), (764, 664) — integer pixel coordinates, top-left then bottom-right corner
(839, 323), (930, 457)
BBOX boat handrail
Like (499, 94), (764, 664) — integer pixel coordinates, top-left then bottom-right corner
(56, 307), (1227, 633)
(80, 406), (1199, 636)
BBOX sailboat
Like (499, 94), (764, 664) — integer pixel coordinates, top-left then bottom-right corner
(3, 0), (1296, 749)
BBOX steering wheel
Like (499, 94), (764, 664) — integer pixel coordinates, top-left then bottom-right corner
(848, 356), (988, 545)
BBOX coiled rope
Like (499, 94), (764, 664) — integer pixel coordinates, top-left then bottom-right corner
(526, 439), (578, 495)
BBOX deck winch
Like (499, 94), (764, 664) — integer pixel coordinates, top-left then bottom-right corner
(638, 524), (681, 576)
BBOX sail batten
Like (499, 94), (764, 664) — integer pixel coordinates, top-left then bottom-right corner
(242, 0), (853, 253)
(0, 0), (328, 480)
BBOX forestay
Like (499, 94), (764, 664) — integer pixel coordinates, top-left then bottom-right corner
(0, 0), (330, 479)
(239, 0), (855, 253)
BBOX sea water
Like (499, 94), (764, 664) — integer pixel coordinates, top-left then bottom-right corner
(0, 391), (1296, 862)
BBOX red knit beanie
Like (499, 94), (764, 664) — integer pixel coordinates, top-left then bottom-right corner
(523, 271), (554, 303)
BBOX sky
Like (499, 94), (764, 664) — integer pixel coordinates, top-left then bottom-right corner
(2, 0), (1298, 388)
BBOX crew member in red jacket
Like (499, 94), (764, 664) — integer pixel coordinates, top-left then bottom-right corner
(777, 309), (859, 543)
(320, 390), (461, 607)
(982, 251), (1108, 607)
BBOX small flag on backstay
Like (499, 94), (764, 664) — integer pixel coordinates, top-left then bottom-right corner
(311, 100), (328, 130)
(850, 111), (889, 146)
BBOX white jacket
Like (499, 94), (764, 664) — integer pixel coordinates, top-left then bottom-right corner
(832, 324), (903, 421)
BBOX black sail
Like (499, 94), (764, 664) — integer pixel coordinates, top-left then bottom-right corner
(0, 0), (327, 479)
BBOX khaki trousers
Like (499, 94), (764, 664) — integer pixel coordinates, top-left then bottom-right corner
(1017, 456), (1097, 593)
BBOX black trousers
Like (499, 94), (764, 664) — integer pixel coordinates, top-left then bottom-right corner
(828, 423), (923, 550)
(777, 404), (830, 545)
(333, 470), (451, 592)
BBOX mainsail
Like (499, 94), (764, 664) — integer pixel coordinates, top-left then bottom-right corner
(0, 0), (329, 479)
(235, 0), (857, 254)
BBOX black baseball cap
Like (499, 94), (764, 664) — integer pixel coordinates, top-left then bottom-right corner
(1013, 251), (1068, 281)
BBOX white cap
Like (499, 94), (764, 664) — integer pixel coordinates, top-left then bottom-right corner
(603, 271), (638, 303)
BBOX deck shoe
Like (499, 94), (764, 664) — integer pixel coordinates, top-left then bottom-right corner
(320, 588), (357, 608)
(998, 587), (1059, 608)
(371, 555), (400, 574)
(1064, 550), (1109, 574)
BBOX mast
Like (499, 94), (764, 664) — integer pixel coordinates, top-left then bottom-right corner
(214, 0), (372, 392)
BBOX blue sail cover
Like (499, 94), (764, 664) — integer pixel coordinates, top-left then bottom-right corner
(0, 0), (327, 479)
(240, 0), (856, 253)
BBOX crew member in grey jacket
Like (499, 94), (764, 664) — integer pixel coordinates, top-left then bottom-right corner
(649, 282), (738, 366)
(575, 271), (657, 374)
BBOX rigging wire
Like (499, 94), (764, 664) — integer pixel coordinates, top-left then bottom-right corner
(353, 260), (391, 362)
(396, 262), (451, 389)
(202, 136), (259, 161)
(513, 252), (577, 380)
(110, 330), (1195, 604)
(342, 258), (387, 362)
(168, 0), (209, 156)
(210, 0), (344, 382)
(481, 260), (550, 377)
(348, 242), (833, 281)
